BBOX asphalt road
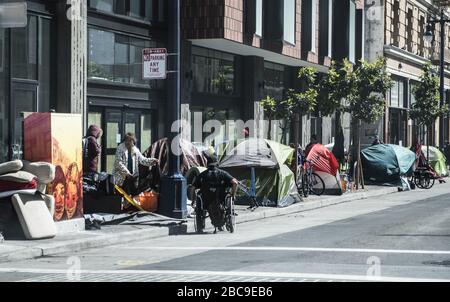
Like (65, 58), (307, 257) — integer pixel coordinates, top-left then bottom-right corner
(0, 184), (449, 282)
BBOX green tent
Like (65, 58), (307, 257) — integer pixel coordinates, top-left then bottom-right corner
(361, 144), (416, 186)
(422, 146), (449, 177)
(218, 139), (301, 207)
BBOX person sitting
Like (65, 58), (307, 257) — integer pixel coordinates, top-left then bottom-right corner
(305, 134), (319, 157)
(192, 152), (238, 233)
(371, 135), (383, 146)
(113, 133), (159, 196)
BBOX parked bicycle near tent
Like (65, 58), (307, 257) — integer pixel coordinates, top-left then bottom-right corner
(295, 145), (325, 198)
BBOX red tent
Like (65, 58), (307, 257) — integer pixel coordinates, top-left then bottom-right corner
(306, 144), (340, 176)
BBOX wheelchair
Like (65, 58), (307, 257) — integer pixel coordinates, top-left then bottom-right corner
(192, 187), (236, 234)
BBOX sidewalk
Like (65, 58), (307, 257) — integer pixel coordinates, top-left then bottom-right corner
(0, 185), (399, 262)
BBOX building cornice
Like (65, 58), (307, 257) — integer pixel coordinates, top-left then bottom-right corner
(384, 45), (450, 74)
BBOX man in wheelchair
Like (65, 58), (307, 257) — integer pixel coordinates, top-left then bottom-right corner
(191, 153), (238, 234)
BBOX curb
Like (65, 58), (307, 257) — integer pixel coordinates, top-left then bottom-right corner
(0, 187), (398, 262)
(234, 187), (399, 225)
(0, 224), (187, 262)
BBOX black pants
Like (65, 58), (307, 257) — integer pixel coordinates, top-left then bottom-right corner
(123, 176), (139, 196)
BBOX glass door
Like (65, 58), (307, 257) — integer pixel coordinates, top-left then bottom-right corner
(93, 106), (155, 174)
(10, 81), (38, 159)
(105, 109), (123, 173)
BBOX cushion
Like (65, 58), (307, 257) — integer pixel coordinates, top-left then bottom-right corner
(11, 193), (57, 240)
(21, 161), (55, 184)
(0, 160), (23, 175)
(0, 171), (36, 183)
(0, 179), (38, 198)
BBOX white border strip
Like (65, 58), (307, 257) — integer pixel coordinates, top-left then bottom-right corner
(116, 246), (450, 255)
(0, 268), (448, 283)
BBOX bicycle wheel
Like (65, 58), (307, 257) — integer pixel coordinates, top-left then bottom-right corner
(310, 173), (325, 196)
(225, 195), (236, 233)
(295, 166), (303, 194)
(302, 173), (310, 198)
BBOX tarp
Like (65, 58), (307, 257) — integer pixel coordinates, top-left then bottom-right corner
(219, 138), (293, 169)
(361, 144), (416, 186)
(422, 146), (449, 177)
(142, 138), (208, 175)
(307, 144), (340, 177)
(218, 139), (300, 207)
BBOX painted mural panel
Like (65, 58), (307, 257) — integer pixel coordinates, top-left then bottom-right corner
(24, 113), (83, 221)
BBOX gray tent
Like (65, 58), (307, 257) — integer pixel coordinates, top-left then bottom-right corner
(219, 139), (301, 207)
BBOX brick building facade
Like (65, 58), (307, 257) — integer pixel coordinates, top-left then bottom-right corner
(363, 0), (450, 148)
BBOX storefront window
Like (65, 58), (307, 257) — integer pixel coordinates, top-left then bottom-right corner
(0, 29), (9, 162)
(264, 62), (285, 101)
(11, 15), (37, 80)
(192, 47), (235, 96)
(88, 27), (164, 88)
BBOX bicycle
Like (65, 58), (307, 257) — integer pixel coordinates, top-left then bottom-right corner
(295, 146), (325, 197)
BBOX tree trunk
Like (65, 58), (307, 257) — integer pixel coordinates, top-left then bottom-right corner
(332, 110), (345, 165)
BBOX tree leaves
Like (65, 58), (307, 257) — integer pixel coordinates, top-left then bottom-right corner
(410, 63), (448, 127)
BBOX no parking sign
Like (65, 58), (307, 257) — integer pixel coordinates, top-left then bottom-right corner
(142, 48), (167, 80)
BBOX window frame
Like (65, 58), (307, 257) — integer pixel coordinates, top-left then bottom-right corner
(87, 26), (165, 88)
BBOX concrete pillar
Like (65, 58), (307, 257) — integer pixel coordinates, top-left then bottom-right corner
(55, 0), (87, 129)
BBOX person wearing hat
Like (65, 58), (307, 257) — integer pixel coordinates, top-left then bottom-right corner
(192, 151), (238, 233)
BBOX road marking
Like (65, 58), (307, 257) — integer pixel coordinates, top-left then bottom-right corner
(116, 246), (450, 255)
(0, 267), (448, 282)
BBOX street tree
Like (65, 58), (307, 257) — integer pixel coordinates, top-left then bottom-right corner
(315, 59), (355, 164)
(349, 58), (392, 188)
(259, 67), (317, 143)
(410, 63), (448, 159)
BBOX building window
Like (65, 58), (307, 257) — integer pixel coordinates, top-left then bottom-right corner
(393, 0), (400, 47)
(256, 0), (263, 37)
(89, 0), (114, 13)
(348, 0), (356, 63)
(88, 0), (165, 22)
(319, 0), (333, 58)
(88, 27), (165, 88)
(283, 0), (296, 45)
(192, 47), (236, 96)
(406, 8), (413, 53)
(419, 15), (425, 56)
(11, 15), (37, 80)
(301, 0), (312, 51)
(390, 78), (406, 108)
(264, 62), (285, 101)
(0, 28), (9, 162)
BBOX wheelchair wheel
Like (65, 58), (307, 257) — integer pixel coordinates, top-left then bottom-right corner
(194, 196), (205, 234)
(225, 195), (236, 233)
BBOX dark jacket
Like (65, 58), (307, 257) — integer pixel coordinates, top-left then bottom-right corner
(83, 125), (102, 174)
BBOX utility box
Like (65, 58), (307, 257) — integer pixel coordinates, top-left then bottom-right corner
(23, 113), (83, 222)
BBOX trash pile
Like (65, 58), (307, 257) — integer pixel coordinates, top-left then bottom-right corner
(0, 160), (57, 241)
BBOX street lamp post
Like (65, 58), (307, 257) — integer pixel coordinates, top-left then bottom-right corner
(424, 9), (450, 150)
(158, 0), (187, 219)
